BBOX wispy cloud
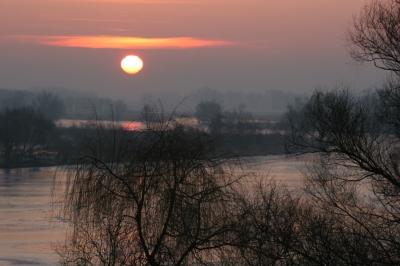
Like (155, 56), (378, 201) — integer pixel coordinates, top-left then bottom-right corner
(6, 35), (233, 49)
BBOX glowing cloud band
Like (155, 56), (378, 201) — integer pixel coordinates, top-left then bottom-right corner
(6, 35), (232, 49)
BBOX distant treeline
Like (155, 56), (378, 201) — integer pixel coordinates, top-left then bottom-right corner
(0, 88), (130, 120)
(0, 86), (306, 168)
(0, 86), (309, 120)
(0, 103), (286, 168)
(135, 87), (309, 113)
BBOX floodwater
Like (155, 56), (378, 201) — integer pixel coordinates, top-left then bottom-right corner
(57, 119), (145, 131)
(0, 167), (64, 266)
(0, 155), (307, 265)
(247, 155), (308, 188)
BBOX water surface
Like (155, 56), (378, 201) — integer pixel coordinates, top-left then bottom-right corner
(0, 167), (64, 265)
(0, 155), (307, 265)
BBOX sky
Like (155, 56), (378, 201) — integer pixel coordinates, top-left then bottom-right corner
(0, 0), (387, 100)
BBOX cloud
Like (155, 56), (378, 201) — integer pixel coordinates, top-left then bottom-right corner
(5, 35), (233, 49)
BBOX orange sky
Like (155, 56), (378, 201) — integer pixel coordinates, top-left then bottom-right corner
(0, 0), (386, 99)
(8, 35), (233, 49)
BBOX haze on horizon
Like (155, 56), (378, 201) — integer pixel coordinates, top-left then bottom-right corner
(0, 0), (386, 100)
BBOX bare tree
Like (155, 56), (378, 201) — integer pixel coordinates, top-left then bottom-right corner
(53, 106), (248, 265)
(284, 86), (400, 264)
(220, 1), (400, 264)
(347, 0), (400, 75)
(234, 180), (302, 265)
(376, 77), (400, 137)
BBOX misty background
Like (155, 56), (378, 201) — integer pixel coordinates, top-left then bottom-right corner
(0, 86), (310, 120)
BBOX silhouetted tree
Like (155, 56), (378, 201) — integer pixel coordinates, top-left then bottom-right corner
(0, 107), (58, 167)
(265, 1), (400, 263)
(195, 100), (223, 126)
(53, 106), (248, 265)
(140, 103), (164, 125)
(347, 0), (400, 75)
(284, 86), (400, 264)
(235, 180), (302, 265)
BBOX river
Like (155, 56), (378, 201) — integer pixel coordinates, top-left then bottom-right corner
(0, 155), (307, 265)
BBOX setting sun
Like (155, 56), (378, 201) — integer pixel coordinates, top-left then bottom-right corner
(121, 55), (143, 74)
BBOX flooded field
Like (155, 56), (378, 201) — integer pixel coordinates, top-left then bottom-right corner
(0, 155), (307, 265)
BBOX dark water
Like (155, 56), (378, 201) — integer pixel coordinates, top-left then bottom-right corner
(0, 167), (64, 265)
(0, 155), (306, 265)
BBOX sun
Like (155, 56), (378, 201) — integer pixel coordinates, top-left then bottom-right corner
(121, 55), (143, 74)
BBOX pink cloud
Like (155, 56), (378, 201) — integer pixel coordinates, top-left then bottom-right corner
(6, 35), (233, 49)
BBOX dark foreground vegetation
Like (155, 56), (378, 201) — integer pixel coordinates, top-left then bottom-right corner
(53, 81), (400, 265)
(48, 0), (400, 265)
